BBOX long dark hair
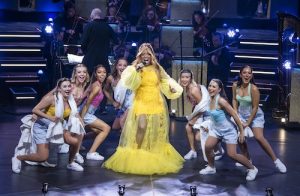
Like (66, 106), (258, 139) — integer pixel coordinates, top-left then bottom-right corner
(192, 10), (205, 28)
(141, 6), (159, 25)
(236, 65), (256, 87)
(90, 64), (107, 89)
(111, 58), (128, 79)
(210, 78), (228, 101)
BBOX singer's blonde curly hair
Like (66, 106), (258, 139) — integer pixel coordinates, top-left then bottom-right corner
(131, 43), (169, 80)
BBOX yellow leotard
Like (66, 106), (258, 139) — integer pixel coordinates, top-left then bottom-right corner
(45, 105), (71, 119)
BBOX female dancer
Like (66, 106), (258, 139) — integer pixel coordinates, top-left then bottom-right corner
(71, 64), (90, 106)
(179, 69), (223, 161)
(103, 43), (184, 175)
(66, 64), (90, 163)
(12, 78), (84, 173)
(25, 64), (90, 165)
(80, 65), (111, 161)
(199, 79), (258, 181)
(104, 58), (132, 130)
(232, 65), (287, 173)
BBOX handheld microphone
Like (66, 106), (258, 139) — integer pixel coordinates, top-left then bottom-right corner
(143, 59), (149, 65)
(136, 62), (144, 71)
(136, 59), (148, 71)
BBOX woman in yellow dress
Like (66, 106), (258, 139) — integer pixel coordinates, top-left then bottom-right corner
(103, 43), (184, 175)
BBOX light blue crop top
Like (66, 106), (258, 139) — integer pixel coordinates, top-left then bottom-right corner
(207, 94), (227, 123)
(236, 83), (252, 107)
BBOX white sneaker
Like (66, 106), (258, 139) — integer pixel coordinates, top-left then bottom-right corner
(246, 166), (258, 181)
(199, 165), (216, 175)
(25, 161), (56, 167)
(12, 157), (21, 174)
(274, 159), (287, 173)
(74, 153), (84, 164)
(236, 159), (252, 167)
(40, 161), (56, 168)
(67, 162), (84, 172)
(58, 143), (69, 154)
(214, 147), (225, 161)
(86, 152), (104, 161)
(25, 161), (39, 166)
(184, 150), (197, 160)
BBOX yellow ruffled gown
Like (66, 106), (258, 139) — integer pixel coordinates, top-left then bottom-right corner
(103, 65), (184, 175)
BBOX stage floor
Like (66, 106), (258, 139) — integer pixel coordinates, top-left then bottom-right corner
(0, 106), (299, 196)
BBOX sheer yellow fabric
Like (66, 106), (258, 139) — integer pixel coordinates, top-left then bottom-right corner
(103, 65), (184, 175)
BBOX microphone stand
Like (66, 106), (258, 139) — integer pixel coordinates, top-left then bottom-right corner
(196, 10), (219, 85)
(167, 29), (185, 117)
(200, 38), (204, 84)
(178, 30), (185, 116)
(179, 30), (183, 70)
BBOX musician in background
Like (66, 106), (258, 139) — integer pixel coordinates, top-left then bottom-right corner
(152, 37), (175, 76)
(207, 32), (233, 85)
(136, 6), (161, 43)
(192, 10), (212, 57)
(106, 4), (128, 38)
(54, 2), (83, 54)
(128, 0), (145, 25)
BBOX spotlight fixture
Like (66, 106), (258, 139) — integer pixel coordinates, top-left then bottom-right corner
(131, 42), (137, 47)
(265, 187), (273, 196)
(118, 185), (125, 196)
(282, 27), (298, 44)
(283, 60), (291, 70)
(37, 69), (44, 75)
(190, 186), (197, 196)
(280, 117), (287, 123)
(42, 182), (49, 195)
(226, 28), (240, 38)
(44, 25), (53, 34)
(227, 29), (236, 38)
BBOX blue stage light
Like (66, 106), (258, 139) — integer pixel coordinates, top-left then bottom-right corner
(227, 29), (236, 38)
(131, 42), (137, 47)
(44, 25), (53, 34)
(283, 60), (291, 70)
(37, 70), (44, 75)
